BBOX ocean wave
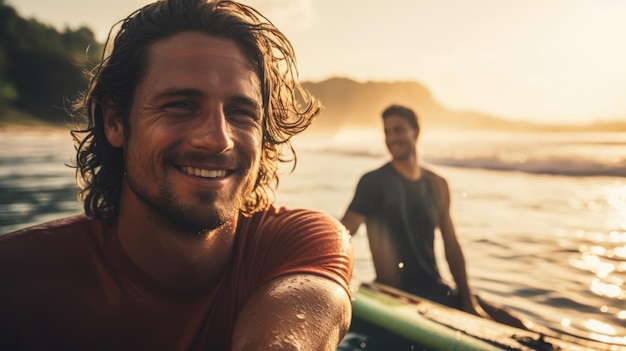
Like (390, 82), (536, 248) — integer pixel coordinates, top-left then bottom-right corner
(424, 155), (626, 177)
(297, 131), (626, 178)
(301, 146), (387, 159)
(303, 146), (626, 178)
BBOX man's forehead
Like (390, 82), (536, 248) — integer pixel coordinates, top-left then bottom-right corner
(384, 116), (414, 129)
(149, 32), (256, 72)
(135, 32), (263, 105)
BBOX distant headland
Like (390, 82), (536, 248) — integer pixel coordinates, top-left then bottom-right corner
(301, 77), (626, 133)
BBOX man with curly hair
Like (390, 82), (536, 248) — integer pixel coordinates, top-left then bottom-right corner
(0, 1), (353, 350)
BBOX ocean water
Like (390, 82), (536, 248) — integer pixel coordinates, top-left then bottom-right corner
(1, 127), (625, 348)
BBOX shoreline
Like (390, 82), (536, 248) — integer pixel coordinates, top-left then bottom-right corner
(0, 123), (73, 137)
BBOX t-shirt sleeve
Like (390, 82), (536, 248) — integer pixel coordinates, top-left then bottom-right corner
(235, 207), (354, 298)
(347, 172), (380, 217)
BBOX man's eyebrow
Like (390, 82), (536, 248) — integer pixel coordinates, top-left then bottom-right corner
(229, 95), (262, 110)
(154, 88), (205, 100)
(153, 89), (261, 108)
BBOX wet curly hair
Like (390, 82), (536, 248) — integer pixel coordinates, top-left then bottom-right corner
(71, 0), (321, 219)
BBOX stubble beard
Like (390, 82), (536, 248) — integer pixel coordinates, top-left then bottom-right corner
(121, 139), (260, 237)
(127, 174), (243, 237)
(388, 144), (412, 162)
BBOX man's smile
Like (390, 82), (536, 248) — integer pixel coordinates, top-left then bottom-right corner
(181, 166), (229, 178)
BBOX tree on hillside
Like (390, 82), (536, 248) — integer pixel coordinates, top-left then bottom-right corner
(0, 0), (103, 123)
(0, 1), (18, 109)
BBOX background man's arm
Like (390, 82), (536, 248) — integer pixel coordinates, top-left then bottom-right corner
(437, 178), (490, 319)
(231, 274), (352, 350)
(340, 210), (364, 237)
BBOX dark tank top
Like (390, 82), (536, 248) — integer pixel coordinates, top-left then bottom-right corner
(348, 163), (452, 298)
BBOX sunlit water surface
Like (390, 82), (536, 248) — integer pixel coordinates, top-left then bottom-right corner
(1, 127), (625, 349)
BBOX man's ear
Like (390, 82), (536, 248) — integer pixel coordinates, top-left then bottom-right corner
(412, 129), (419, 142)
(103, 97), (125, 148)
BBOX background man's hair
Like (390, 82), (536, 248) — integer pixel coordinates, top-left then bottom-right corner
(381, 104), (420, 132)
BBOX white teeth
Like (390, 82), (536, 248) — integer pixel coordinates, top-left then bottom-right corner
(183, 167), (227, 178)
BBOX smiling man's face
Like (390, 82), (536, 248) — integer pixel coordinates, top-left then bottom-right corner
(105, 31), (263, 234)
(384, 115), (418, 161)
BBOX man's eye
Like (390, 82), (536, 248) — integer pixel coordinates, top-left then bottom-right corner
(164, 102), (193, 110)
(227, 109), (259, 121)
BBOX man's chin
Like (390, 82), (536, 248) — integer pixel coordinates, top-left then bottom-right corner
(391, 155), (407, 161)
(167, 213), (230, 236)
(155, 201), (239, 236)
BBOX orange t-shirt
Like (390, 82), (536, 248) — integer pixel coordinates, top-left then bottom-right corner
(0, 205), (353, 350)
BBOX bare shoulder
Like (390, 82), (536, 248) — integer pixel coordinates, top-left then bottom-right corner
(422, 167), (449, 190)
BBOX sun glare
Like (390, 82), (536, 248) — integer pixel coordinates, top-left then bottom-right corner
(584, 319), (616, 336)
(590, 279), (623, 299)
(606, 183), (626, 230)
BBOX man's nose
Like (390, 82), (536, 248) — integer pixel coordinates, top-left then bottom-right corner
(190, 108), (235, 153)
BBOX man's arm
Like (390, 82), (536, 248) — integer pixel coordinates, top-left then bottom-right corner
(435, 177), (490, 319)
(340, 210), (364, 237)
(231, 274), (352, 350)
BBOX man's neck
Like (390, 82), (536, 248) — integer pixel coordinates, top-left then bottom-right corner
(391, 156), (421, 181)
(116, 207), (237, 290)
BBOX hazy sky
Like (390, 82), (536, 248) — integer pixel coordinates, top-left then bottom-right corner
(9, 0), (626, 124)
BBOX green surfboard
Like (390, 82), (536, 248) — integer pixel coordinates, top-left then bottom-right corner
(352, 282), (617, 351)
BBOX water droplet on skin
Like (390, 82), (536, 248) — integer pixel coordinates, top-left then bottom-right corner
(296, 313), (306, 319)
